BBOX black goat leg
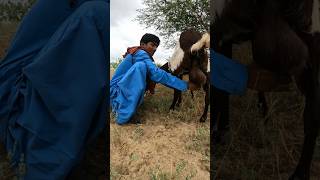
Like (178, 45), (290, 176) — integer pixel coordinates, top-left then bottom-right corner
(290, 84), (319, 180)
(258, 91), (268, 117)
(176, 75), (183, 108)
(170, 89), (181, 110)
(200, 78), (210, 122)
(290, 33), (320, 180)
(257, 91), (270, 125)
(190, 91), (194, 99)
(176, 92), (182, 107)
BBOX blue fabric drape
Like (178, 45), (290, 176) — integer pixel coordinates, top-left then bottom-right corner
(0, 0), (109, 179)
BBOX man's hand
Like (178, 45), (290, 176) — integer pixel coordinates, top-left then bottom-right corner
(188, 82), (200, 91)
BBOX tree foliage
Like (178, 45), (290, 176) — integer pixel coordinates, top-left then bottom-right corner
(136, 0), (210, 47)
(0, 0), (36, 22)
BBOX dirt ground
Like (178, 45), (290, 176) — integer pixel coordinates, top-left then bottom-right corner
(110, 74), (210, 179)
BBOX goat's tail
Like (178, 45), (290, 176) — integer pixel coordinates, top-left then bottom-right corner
(190, 32), (210, 52)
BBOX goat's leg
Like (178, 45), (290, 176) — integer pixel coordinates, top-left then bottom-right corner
(290, 85), (320, 180)
(290, 33), (320, 180)
(176, 92), (182, 107)
(200, 78), (210, 122)
(258, 91), (268, 117)
(170, 89), (181, 110)
(190, 91), (194, 99)
(176, 75), (183, 107)
(258, 91), (270, 125)
(169, 70), (182, 110)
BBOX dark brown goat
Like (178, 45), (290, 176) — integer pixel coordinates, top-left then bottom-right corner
(161, 29), (210, 122)
(212, 0), (320, 179)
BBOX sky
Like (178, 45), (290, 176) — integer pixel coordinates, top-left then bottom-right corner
(110, 0), (174, 65)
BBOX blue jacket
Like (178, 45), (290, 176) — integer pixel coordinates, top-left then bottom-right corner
(110, 49), (187, 124)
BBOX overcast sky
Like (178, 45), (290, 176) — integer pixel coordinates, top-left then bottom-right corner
(110, 0), (173, 65)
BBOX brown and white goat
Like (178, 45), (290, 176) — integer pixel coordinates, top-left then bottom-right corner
(213, 0), (320, 179)
(161, 29), (210, 122)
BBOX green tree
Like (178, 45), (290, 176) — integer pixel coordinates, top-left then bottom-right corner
(136, 0), (210, 47)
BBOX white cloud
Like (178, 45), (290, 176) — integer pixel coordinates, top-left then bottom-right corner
(110, 0), (143, 26)
(110, 0), (173, 66)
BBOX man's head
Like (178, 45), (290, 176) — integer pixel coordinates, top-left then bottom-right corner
(140, 33), (160, 56)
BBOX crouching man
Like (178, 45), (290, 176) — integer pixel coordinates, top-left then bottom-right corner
(110, 33), (198, 124)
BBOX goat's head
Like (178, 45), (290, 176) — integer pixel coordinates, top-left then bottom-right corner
(167, 29), (209, 88)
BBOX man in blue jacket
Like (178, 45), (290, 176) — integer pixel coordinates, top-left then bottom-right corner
(110, 33), (197, 125)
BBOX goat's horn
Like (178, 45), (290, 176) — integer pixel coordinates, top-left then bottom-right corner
(190, 33), (210, 52)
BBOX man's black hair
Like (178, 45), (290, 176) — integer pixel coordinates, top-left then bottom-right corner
(140, 33), (160, 46)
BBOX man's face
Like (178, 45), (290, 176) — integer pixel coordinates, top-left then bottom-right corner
(141, 42), (158, 56)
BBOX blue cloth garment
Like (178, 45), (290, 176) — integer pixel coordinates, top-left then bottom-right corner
(0, 0), (108, 179)
(210, 49), (248, 95)
(110, 49), (188, 125)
